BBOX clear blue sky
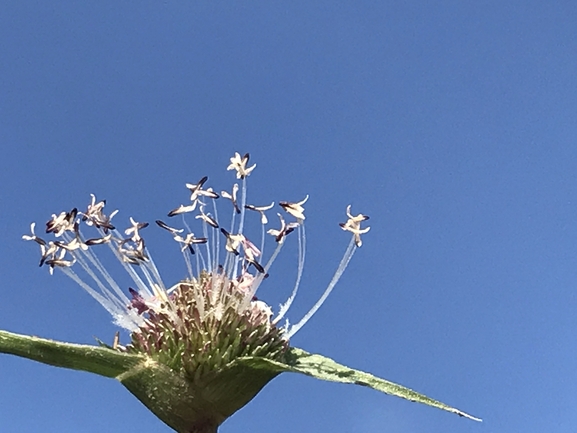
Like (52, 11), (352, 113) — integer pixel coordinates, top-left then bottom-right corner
(1, 2), (576, 432)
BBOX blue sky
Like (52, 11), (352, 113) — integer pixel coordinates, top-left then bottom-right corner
(1, 2), (577, 432)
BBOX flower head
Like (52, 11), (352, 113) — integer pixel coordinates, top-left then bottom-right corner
(23, 152), (369, 430)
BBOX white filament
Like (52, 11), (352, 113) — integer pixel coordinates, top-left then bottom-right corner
(285, 236), (357, 339)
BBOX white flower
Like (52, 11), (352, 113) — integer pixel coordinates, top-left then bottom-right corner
(186, 176), (219, 202)
(279, 195), (309, 223)
(222, 184), (240, 214)
(173, 232), (207, 254)
(227, 152), (256, 179)
(44, 248), (76, 274)
(22, 223), (45, 246)
(155, 220), (183, 235)
(124, 217), (149, 243)
(195, 206), (219, 228)
(221, 228), (244, 255)
(82, 194), (117, 232)
(168, 203), (198, 217)
(267, 213), (299, 243)
(39, 241), (60, 268)
(56, 236), (88, 252)
(339, 205), (370, 247)
(245, 202), (274, 225)
(239, 236), (261, 262)
(46, 209), (76, 237)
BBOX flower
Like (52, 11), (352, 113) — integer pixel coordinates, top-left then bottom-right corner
(125, 217), (149, 243)
(22, 153), (371, 431)
(22, 222), (45, 246)
(227, 152), (256, 179)
(279, 195), (308, 223)
(267, 213), (299, 243)
(195, 205), (219, 228)
(221, 183), (240, 214)
(339, 205), (371, 247)
(245, 201), (274, 224)
(185, 176), (219, 203)
(15, 152), (483, 430)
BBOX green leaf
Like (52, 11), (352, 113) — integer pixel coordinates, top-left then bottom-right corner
(238, 347), (481, 422)
(0, 329), (279, 432)
(0, 329), (143, 378)
(0, 330), (481, 430)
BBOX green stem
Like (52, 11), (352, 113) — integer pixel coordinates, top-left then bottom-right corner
(187, 424), (218, 433)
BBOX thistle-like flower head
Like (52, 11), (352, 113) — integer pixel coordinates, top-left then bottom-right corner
(16, 153), (483, 429)
(23, 153), (370, 431)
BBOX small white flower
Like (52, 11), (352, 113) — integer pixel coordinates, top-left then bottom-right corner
(267, 213), (299, 243)
(155, 220), (183, 235)
(85, 194), (106, 216)
(186, 176), (219, 202)
(44, 248), (76, 274)
(168, 203), (198, 217)
(221, 228), (244, 255)
(231, 272), (255, 294)
(39, 241), (60, 267)
(124, 217), (149, 243)
(195, 206), (219, 228)
(22, 223), (46, 246)
(118, 237), (148, 264)
(82, 194), (117, 232)
(221, 183), (240, 214)
(227, 152), (256, 179)
(239, 235), (261, 263)
(245, 202), (274, 225)
(339, 205), (370, 247)
(173, 232), (207, 254)
(279, 195), (308, 223)
(46, 209), (77, 237)
(85, 233), (113, 246)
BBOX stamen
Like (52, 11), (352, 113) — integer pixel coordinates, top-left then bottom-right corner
(61, 266), (141, 330)
(273, 224), (306, 325)
(22, 223), (46, 246)
(155, 220), (183, 235)
(227, 152), (256, 179)
(211, 197), (221, 273)
(85, 234), (112, 246)
(222, 183), (240, 214)
(70, 237), (129, 299)
(279, 195), (308, 223)
(339, 205), (371, 247)
(185, 176), (208, 200)
(24, 152), (369, 346)
(285, 236), (357, 339)
(125, 217), (149, 243)
(245, 202), (274, 225)
(62, 250), (135, 323)
(168, 203), (198, 217)
(196, 206), (219, 228)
